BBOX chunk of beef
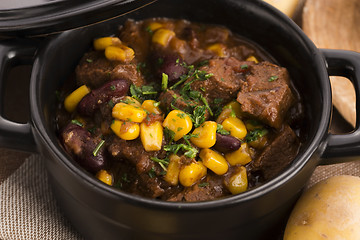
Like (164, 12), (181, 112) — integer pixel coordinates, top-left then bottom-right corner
(228, 45), (257, 61)
(164, 173), (227, 202)
(237, 62), (295, 129)
(158, 89), (192, 113)
(119, 19), (152, 62)
(132, 174), (165, 199)
(180, 26), (200, 49)
(108, 137), (172, 198)
(111, 64), (145, 87)
(183, 174), (227, 202)
(203, 26), (230, 44)
(108, 137), (156, 174)
(158, 89), (210, 120)
(76, 51), (144, 89)
(251, 125), (300, 180)
(190, 57), (252, 103)
(76, 51), (116, 88)
(111, 160), (166, 199)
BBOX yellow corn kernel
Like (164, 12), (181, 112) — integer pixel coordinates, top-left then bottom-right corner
(225, 142), (252, 166)
(140, 121), (163, 151)
(105, 45), (135, 62)
(93, 37), (122, 50)
(152, 28), (175, 47)
(147, 22), (164, 32)
(199, 149), (228, 175)
(96, 170), (113, 186)
(122, 96), (141, 107)
(248, 135), (268, 149)
(246, 55), (259, 63)
(227, 166), (248, 194)
(111, 120), (140, 140)
(141, 100), (162, 115)
(225, 101), (243, 118)
(164, 154), (181, 186)
(216, 107), (233, 123)
(190, 121), (217, 149)
(112, 102), (147, 123)
(245, 120), (264, 131)
(222, 117), (247, 139)
(207, 43), (227, 57)
(179, 161), (207, 187)
(64, 85), (90, 113)
(163, 110), (192, 141)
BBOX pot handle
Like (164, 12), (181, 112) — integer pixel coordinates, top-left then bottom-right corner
(320, 49), (360, 164)
(0, 38), (41, 153)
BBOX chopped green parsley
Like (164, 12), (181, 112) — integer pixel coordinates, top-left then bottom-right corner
(245, 128), (268, 142)
(268, 75), (278, 82)
(71, 119), (83, 127)
(93, 140), (105, 157)
(216, 124), (230, 135)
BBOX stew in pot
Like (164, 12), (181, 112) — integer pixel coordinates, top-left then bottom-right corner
(55, 18), (305, 202)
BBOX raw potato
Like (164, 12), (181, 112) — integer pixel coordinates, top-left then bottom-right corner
(263, 0), (300, 18)
(284, 175), (360, 240)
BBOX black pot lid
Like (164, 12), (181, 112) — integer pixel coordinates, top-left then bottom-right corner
(0, 0), (156, 37)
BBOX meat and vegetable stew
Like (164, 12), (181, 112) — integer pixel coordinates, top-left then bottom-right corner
(56, 18), (304, 202)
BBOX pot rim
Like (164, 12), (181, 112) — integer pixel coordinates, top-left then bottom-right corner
(29, 0), (332, 210)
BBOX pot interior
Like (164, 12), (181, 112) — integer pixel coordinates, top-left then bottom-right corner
(32, 0), (330, 203)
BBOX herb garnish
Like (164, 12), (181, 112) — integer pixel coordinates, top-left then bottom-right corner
(93, 140), (105, 156)
(268, 75), (278, 82)
(198, 182), (209, 188)
(122, 173), (130, 183)
(189, 105), (207, 128)
(212, 98), (224, 118)
(150, 157), (169, 171)
(145, 26), (153, 34)
(157, 58), (164, 66)
(130, 84), (158, 102)
(200, 95), (213, 116)
(148, 167), (157, 178)
(86, 58), (93, 63)
(162, 73), (168, 91)
(216, 124), (230, 135)
(245, 128), (268, 142)
(241, 64), (248, 69)
(71, 119), (83, 127)
(164, 127), (175, 143)
(197, 60), (209, 67)
(108, 99), (115, 108)
(136, 62), (146, 73)
(164, 142), (198, 159)
(153, 101), (161, 107)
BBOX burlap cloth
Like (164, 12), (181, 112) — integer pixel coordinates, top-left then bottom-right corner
(1, 154), (360, 240)
(0, 155), (83, 240)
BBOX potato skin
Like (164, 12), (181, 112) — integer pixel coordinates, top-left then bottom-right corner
(284, 175), (360, 240)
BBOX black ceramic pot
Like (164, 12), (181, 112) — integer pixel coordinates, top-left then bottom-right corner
(1, 0), (360, 239)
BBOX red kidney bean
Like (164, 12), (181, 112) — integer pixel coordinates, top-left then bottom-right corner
(213, 133), (241, 153)
(61, 123), (106, 173)
(152, 53), (187, 82)
(77, 79), (130, 116)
